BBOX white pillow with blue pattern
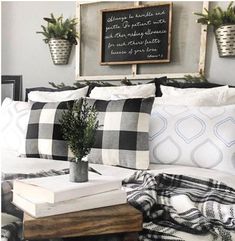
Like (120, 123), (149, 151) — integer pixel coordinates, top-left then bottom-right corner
(149, 104), (235, 175)
(1, 98), (31, 152)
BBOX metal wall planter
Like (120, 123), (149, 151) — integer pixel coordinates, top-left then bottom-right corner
(48, 39), (72, 65)
(215, 24), (235, 57)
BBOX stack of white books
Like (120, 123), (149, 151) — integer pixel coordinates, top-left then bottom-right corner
(13, 172), (126, 218)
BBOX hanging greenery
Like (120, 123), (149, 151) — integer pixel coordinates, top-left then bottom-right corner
(194, 2), (235, 29)
(37, 13), (79, 45)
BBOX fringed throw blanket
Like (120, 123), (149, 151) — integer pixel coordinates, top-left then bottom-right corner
(2, 170), (235, 241)
(123, 171), (235, 241)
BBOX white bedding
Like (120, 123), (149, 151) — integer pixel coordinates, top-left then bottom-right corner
(2, 148), (235, 189)
(2, 148), (235, 241)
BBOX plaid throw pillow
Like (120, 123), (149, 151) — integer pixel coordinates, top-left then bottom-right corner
(20, 101), (73, 160)
(86, 97), (154, 169)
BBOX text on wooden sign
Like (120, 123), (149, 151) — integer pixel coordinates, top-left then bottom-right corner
(101, 3), (172, 65)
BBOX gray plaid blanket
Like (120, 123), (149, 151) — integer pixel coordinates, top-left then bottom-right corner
(2, 170), (235, 241)
(123, 171), (235, 241)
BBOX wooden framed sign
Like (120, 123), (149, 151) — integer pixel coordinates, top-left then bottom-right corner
(100, 3), (172, 65)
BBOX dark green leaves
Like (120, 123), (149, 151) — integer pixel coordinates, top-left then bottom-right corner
(183, 74), (208, 83)
(37, 13), (79, 45)
(60, 99), (99, 161)
(194, 2), (235, 29)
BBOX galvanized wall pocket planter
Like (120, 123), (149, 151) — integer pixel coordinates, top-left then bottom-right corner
(48, 39), (72, 65)
(215, 25), (235, 57)
(37, 14), (78, 65)
(194, 2), (235, 58)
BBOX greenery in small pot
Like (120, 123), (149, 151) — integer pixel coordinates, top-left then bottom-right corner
(60, 99), (99, 162)
(194, 2), (235, 30)
(36, 13), (79, 44)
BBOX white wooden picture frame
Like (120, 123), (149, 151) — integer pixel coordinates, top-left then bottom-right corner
(76, 1), (209, 81)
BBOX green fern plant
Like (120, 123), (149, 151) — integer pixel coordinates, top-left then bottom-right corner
(37, 13), (79, 44)
(194, 2), (235, 29)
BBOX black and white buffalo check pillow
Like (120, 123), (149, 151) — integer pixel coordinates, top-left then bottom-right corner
(86, 97), (154, 169)
(20, 101), (74, 160)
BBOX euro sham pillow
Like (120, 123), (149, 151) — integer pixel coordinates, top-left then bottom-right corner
(156, 85), (234, 106)
(25, 86), (77, 101)
(154, 78), (228, 97)
(20, 101), (74, 160)
(221, 88), (235, 105)
(1, 98), (31, 152)
(154, 87), (226, 106)
(160, 85), (229, 96)
(149, 104), (235, 175)
(86, 97), (154, 169)
(89, 83), (156, 100)
(28, 86), (89, 102)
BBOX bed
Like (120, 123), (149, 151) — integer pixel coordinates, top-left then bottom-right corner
(2, 148), (235, 241)
(1, 77), (235, 241)
(2, 149), (235, 187)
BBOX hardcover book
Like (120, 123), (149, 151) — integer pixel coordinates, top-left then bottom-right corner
(13, 189), (127, 218)
(13, 173), (122, 203)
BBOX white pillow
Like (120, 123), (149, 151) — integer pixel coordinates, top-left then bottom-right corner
(221, 88), (235, 105)
(108, 94), (155, 100)
(153, 91), (222, 106)
(160, 85), (229, 96)
(89, 83), (155, 100)
(28, 86), (89, 102)
(149, 104), (235, 175)
(1, 98), (31, 152)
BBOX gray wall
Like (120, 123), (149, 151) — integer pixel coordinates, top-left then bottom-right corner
(1, 1), (76, 98)
(1, 1), (235, 99)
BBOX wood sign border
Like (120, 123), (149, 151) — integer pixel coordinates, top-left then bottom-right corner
(100, 3), (172, 65)
(76, 1), (209, 81)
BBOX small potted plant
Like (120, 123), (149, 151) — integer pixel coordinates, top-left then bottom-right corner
(37, 13), (79, 65)
(194, 2), (235, 57)
(60, 99), (99, 182)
